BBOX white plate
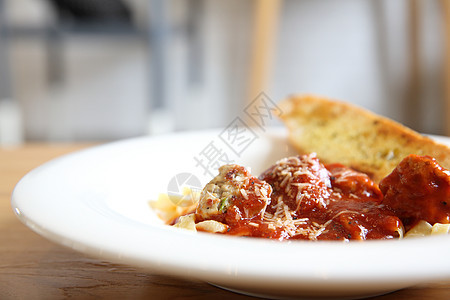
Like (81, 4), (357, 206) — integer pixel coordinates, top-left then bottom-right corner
(11, 128), (450, 299)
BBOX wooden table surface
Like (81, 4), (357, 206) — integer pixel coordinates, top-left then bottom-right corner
(1, 143), (449, 299)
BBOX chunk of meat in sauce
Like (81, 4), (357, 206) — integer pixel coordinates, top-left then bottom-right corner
(380, 154), (450, 230)
(323, 163), (402, 240)
(326, 163), (383, 203)
(259, 154), (332, 214)
(257, 154), (402, 240)
(195, 164), (272, 227)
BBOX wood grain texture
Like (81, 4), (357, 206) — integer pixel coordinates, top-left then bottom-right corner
(0, 143), (449, 299)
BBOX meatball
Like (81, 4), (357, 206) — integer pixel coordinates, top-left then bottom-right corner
(326, 163), (383, 202)
(380, 154), (450, 230)
(259, 154), (332, 214)
(195, 164), (272, 224)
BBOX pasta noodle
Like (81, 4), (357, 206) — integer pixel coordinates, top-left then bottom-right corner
(150, 188), (199, 225)
(431, 223), (450, 235)
(405, 220), (450, 238)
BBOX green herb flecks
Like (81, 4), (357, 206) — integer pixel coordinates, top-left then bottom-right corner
(218, 197), (229, 212)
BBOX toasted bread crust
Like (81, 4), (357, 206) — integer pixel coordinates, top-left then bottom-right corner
(279, 95), (450, 182)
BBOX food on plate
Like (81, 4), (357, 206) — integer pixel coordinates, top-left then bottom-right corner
(256, 154), (401, 240)
(162, 153), (450, 241)
(380, 154), (450, 231)
(151, 188), (198, 225)
(278, 95), (450, 182)
(405, 220), (450, 238)
(196, 164), (272, 224)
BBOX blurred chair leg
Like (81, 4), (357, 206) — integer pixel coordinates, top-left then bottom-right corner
(442, 0), (450, 135)
(0, 0), (12, 99)
(247, 0), (282, 108)
(0, 0), (24, 146)
(405, 0), (421, 131)
(146, 0), (176, 135)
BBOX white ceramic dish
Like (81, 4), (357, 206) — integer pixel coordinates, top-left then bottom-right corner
(11, 128), (450, 299)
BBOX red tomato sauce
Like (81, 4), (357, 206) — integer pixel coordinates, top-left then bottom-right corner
(200, 154), (450, 241)
(380, 154), (450, 231)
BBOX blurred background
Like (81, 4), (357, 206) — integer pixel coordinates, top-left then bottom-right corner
(0, 0), (449, 145)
